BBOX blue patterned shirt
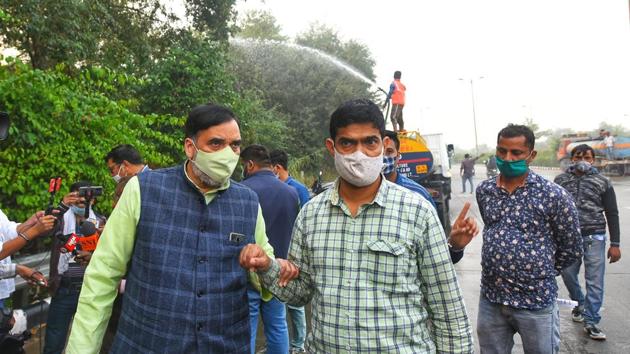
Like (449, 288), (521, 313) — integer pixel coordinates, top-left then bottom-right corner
(476, 171), (582, 310)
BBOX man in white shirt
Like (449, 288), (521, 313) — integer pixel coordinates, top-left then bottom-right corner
(603, 131), (615, 160)
(0, 210), (56, 307)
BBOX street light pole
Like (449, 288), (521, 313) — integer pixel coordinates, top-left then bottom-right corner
(459, 77), (484, 155)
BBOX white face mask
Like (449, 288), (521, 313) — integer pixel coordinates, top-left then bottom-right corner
(112, 164), (124, 183)
(333, 147), (383, 187)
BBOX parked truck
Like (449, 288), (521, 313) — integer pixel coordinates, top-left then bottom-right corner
(398, 131), (452, 234)
(557, 133), (630, 175)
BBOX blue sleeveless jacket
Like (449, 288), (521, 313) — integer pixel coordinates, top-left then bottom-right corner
(111, 165), (258, 353)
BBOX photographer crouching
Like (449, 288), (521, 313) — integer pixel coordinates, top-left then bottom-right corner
(43, 181), (105, 354)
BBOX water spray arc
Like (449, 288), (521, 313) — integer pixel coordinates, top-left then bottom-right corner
(231, 37), (388, 100)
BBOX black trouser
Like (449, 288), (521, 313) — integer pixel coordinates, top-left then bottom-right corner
(390, 104), (404, 131)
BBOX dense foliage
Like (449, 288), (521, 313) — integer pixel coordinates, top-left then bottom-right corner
(230, 14), (379, 173)
(0, 60), (182, 221)
(0, 1), (287, 223)
(0, 3), (378, 223)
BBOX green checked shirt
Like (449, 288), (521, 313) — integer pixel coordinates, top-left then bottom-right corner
(260, 178), (473, 353)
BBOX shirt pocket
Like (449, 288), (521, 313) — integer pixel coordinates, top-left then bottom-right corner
(364, 239), (412, 293)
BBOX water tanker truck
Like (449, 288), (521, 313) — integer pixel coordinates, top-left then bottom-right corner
(557, 133), (630, 175)
(397, 131), (453, 234)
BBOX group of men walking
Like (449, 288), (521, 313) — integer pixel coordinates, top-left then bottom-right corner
(1, 97), (612, 353)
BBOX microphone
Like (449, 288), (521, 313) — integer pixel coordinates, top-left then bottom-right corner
(57, 233), (79, 254)
(76, 221), (99, 252)
(57, 221), (100, 254)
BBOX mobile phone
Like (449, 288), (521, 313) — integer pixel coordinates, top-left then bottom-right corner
(78, 186), (103, 198)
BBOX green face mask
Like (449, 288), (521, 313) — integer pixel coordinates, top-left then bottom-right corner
(191, 143), (240, 184)
(496, 155), (530, 177)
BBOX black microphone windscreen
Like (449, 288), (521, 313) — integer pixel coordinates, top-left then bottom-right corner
(79, 221), (97, 236)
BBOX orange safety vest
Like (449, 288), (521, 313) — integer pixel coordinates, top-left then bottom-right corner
(391, 79), (406, 105)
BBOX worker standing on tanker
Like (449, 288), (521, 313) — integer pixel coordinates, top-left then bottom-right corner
(383, 70), (406, 132)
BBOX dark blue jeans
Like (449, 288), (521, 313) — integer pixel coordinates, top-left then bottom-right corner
(248, 289), (289, 354)
(43, 286), (81, 354)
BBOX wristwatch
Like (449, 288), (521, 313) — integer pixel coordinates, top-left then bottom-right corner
(447, 239), (464, 253)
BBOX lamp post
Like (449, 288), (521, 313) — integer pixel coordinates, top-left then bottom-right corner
(459, 77), (484, 155)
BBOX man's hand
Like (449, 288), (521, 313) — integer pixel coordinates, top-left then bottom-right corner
(20, 211), (45, 230)
(239, 244), (271, 272)
(448, 202), (479, 250)
(608, 247), (621, 263)
(31, 214), (57, 237)
(75, 251), (92, 267)
(62, 192), (84, 206)
(276, 258), (299, 287)
(16, 264), (48, 287)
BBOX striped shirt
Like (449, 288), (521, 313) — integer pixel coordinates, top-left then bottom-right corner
(260, 177), (472, 353)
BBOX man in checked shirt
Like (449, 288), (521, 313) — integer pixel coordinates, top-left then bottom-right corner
(475, 124), (582, 353)
(240, 98), (473, 353)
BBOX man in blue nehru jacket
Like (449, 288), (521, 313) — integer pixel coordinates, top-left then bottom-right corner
(241, 144), (299, 354)
(66, 104), (280, 353)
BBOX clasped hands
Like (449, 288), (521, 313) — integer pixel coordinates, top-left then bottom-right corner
(239, 245), (299, 287)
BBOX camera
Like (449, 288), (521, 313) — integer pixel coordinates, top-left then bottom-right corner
(78, 186), (103, 198)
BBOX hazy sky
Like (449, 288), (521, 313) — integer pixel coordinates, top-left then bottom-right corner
(235, 0), (630, 150)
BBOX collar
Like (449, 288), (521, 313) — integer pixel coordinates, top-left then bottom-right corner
(183, 160), (230, 195)
(496, 170), (539, 190)
(329, 176), (387, 208)
(244, 169), (276, 180)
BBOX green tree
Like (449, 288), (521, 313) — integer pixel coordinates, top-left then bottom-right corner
(0, 0), (102, 69)
(228, 39), (376, 172)
(237, 10), (287, 41)
(523, 117), (551, 139)
(0, 0), (176, 70)
(136, 33), (288, 150)
(0, 60), (181, 221)
(185, 0), (237, 41)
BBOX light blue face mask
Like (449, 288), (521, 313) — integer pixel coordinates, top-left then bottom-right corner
(70, 205), (85, 216)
